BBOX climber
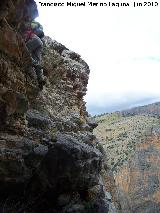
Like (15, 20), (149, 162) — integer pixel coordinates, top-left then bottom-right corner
(24, 20), (45, 89)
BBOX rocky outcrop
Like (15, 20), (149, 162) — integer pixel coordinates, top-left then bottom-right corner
(114, 133), (160, 213)
(0, 0), (114, 212)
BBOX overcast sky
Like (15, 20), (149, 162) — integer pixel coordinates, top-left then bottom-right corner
(35, 0), (160, 115)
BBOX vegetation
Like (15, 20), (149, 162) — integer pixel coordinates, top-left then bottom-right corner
(94, 111), (160, 172)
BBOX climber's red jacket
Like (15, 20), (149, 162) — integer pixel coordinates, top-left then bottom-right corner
(24, 27), (35, 42)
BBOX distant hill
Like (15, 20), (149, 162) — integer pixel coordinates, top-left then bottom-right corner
(121, 101), (160, 117)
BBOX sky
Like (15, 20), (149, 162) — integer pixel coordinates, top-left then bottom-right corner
(35, 0), (160, 115)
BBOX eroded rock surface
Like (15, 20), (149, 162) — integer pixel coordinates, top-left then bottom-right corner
(115, 134), (160, 213)
(0, 0), (115, 212)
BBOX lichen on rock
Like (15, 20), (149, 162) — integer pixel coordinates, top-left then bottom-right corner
(0, 1), (115, 212)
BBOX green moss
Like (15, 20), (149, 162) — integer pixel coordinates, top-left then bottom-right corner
(96, 143), (104, 153)
(77, 118), (85, 126)
(50, 127), (58, 141)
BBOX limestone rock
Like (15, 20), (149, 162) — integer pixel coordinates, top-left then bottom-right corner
(30, 133), (103, 194)
(66, 204), (85, 213)
(0, 1), (113, 212)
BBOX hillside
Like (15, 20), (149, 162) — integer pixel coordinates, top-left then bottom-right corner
(94, 103), (160, 212)
(94, 112), (160, 172)
(121, 101), (160, 117)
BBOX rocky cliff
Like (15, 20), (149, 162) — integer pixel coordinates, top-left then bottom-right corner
(0, 1), (116, 212)
(94, 104), (160, 213)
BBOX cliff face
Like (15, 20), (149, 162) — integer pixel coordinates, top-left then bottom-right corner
(115, 133), (160, 213)
(0, 1), (115, 212)
(94, 105), (160, 213)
